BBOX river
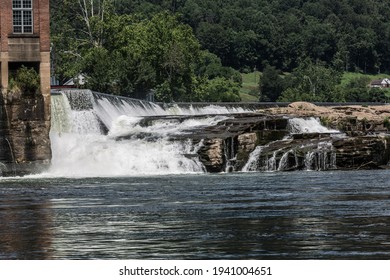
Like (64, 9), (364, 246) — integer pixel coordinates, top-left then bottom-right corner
(1, 170), (389, 259)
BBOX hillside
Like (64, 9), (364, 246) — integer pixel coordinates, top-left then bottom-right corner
(50, 0), (390, 102)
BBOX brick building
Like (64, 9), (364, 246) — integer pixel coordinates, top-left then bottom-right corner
(0, 0), (50, 97)
(0, 0), (51, 176)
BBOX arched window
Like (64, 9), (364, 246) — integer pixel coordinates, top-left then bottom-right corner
(13, 0), (33, 34)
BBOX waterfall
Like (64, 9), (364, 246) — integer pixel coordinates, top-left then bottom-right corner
(48, 90), (344, 176)
(49, 90), (246, 177)
(266, 150), (279, 171)
(166, 104), (250, 115)
(277, 149), (298, 171)
(288, 117), (339, 134)
(242, 146), (263, 172)
(304, 142), (336, 171)
(223, 137), (237, 173)
(239, 116), (340, 173)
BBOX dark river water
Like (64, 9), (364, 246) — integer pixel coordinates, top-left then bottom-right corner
(0, 170), (389, 260)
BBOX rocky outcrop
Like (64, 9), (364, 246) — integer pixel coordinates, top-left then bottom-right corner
(191, 104), (390, 173)
(333, 136), (390, 169)
(0, 89), (51, 176)
(264, 102), (390, 135)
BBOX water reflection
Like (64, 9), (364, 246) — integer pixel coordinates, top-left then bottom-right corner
(0, 171), (389, 259)
(0, 195), (53, 259)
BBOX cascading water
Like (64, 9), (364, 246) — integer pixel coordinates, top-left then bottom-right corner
(304, 142), (337, 171)
(242, 117), (340, 172)
(49, 90), (246, 177)
(287, 117), (339, 134)
(48, 90), (344, 176)
(242, 146), (263, 172)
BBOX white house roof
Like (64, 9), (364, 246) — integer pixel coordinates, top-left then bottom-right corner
(64, 74), (86, 86)
(370, 78), (390, 86)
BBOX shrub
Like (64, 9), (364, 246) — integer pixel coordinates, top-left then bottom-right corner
(14, 66), (40, 94)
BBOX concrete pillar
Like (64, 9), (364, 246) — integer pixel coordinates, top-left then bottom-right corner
(39, 52), (50, 97)
(1, 52), (9, 91)
(40, 51), (51, 122)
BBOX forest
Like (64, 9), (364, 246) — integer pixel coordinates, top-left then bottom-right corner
(50, 0), (390, 102)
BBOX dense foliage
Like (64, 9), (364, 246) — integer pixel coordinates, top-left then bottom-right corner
(9, 66), (40, 95)
(51, 0), (390, 102)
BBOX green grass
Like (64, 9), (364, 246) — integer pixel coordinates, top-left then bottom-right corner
(239, 92), (259, 102)
(340, 72), (390, 87)
(239, 71), (260, 102)
(242, 71), (261, 85)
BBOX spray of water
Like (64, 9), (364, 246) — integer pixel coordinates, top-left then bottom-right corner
(49, 91), (247, 177)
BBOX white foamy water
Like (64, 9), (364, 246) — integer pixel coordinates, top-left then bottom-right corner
(49, 91), (245, 177)
(242, 146), (263, 172)
(49, 133), (205, 177)
(166, 104), (251, 115)
(288, 117), (339, 134)
(108, 115), (228, 139)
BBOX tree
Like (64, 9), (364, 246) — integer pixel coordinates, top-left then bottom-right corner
(279, 59), (342, 102)
(80, 47), (118, 93)
(50, 0), (115, 83)
(339, 76), (387, 102)
(259, 65), (284, 102)
(51, 0), (390, 101)
(196, 22), (232, 66)
(203, 77), (241, 102)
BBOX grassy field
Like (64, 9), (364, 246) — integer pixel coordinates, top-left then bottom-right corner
(340, 72), (390, 86)
(239, 71), (260, 102)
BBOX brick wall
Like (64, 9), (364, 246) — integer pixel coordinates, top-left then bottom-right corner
(0, 0), (12, 52)
(1, 0), (50, 91)
(0, 0), (50, 56)
(38, 0), (50, 52)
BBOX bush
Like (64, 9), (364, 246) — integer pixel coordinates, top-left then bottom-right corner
(13, 66), (40, 94)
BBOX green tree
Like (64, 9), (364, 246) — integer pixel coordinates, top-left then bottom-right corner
(81, 47), (118, 93)
(203, 77), (241, 102)
(339, 76), (387, 102)
(279, 59), (342, 102)
(103, 12), (201, 100)
(194, 50), (241, 83)
(259, 65), (284, 102)
(12, 66), (40, 95)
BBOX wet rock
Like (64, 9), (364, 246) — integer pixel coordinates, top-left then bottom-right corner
(333, 136), (390, 169)
(198, 138), (225, 172)
(192, 107), (390, 173)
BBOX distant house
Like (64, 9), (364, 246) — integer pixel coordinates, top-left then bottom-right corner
(370, 78), (390, 88)
(51, 74), (86, 89)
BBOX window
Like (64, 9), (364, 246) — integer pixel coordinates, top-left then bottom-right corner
(13, 0), (33, 34)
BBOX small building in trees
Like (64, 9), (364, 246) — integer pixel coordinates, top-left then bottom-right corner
(370, 78), (390, 88)
(0, 0), (50, 96)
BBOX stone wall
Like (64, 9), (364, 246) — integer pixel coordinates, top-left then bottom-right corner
(0, 89), (51, 176)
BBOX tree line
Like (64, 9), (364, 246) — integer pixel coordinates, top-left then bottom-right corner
(50, 0), (390, 102)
